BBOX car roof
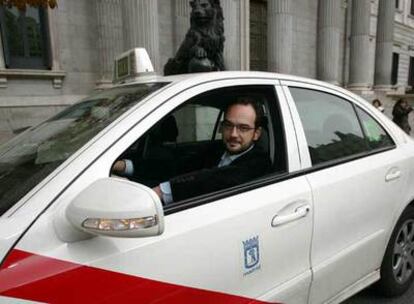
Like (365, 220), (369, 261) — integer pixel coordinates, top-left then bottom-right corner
(116, 71), (340, 92)
(114, 70), (374, 115)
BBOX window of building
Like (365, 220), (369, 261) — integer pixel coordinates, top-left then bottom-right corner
(289, 87), (369, 165)
(0, 5), (51, 69)
(392, 53), (399, 86)
(396, 0), (402, 10)
(411, 0), (414, 15)
(408, 57), (414, 88)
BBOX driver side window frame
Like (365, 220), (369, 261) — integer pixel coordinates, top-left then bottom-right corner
(111, 83), (288, 214)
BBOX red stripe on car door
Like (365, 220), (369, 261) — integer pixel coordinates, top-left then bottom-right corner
(0, 249), (277, 303)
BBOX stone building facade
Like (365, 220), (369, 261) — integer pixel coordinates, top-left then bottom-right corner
(0, 0), (414, 144)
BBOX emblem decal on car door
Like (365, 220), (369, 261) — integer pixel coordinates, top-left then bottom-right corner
(243, 236), (261, 275)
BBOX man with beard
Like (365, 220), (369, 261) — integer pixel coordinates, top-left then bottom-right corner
(113, 98), (271, 204)
(151, 98), (271, 204)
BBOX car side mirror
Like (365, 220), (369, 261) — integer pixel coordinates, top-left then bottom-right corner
(54, 178), (164, 242)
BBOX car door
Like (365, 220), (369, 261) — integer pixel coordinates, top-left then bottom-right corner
(0, 78), (313, 304)
(283, 82), (411, 303)
(0, 83), (170, 273)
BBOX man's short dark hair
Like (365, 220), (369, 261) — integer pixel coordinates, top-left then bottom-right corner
(225, 97), (264, 128)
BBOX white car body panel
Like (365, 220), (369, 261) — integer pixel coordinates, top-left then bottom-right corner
(0, 73), (310, 303)
(281, 79), (414, 303)
(15, 176), (313, 302)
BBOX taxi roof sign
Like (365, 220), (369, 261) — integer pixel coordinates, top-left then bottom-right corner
(113, 48), (155, 84)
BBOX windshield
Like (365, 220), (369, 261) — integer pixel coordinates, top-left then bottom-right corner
(0, 82), (167, 216)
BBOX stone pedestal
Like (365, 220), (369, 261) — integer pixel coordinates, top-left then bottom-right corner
(122, 0), (160, 72)
(317, 0), (341, 85)
(348, 0), (372, 89)
(267, 0), (293, 73)
(96, 0), (123, 87)
(374, 0), (394, 89)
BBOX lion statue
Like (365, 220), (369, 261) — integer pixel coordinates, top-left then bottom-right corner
(164, 0), (225, 75)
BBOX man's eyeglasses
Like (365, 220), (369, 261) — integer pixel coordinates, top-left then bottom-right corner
(221, 121), (256, 133)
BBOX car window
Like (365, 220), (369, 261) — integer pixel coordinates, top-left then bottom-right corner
(0, 82), (167, 216)
(290, 87), (368, 165)
(355, 106), (395, 150)
(113, 85), (286, 208)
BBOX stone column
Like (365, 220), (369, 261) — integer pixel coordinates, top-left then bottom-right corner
(47, 8), (61, 71)
(96, 0), (123, 87)
(348, 0), (372, 89)
(122, 0), (160, 72)
(240, 0), (250, 71)
(222, 0), (239, 70)
(172, 0), (190, 52)
(267, 0), (293, 74)
(374, 0), (394, 89)
(317, 0), (341, 85)
(47, 8), (65, 89)
(0, 31), (5, 88)
(0, 33), (5, 69)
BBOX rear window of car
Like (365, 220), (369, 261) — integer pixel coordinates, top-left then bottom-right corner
(355, 106), (394, 150)
(290, 87), (368, 165)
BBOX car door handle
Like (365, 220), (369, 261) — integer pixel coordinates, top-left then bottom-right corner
(385, 169), (401, 182)
(271, 204), (311, 227)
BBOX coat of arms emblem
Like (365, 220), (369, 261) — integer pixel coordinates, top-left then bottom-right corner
(243, 236), (260, 274)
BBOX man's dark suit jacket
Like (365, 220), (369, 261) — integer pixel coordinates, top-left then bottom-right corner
(169, 145), (271, 202)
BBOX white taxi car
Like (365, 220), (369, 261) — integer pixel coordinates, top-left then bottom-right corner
(1, 49), (414, 304)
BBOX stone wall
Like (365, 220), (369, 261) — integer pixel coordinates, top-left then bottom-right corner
(2, 0), (414, 145)
(57, 0), (100, 95)
(0, 0), (98, 143)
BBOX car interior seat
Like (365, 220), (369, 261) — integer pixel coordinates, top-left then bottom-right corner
(255, 115), (270, 158)
(138, 115), (179, 186)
